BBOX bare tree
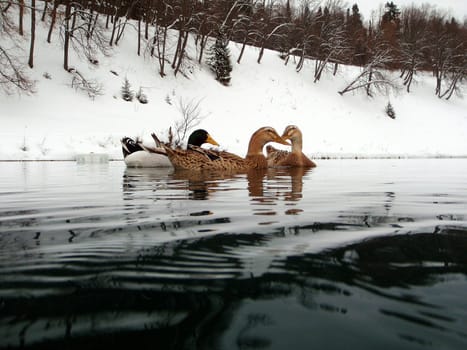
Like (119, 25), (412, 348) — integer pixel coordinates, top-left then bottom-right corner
(171, 0), (197, 77)
(338, 45), (399, 97)
(427, 14), (454, 98)
(47, 0), (59, 43)
(193, 0), (221, 64)
(0, 46), (35, 94)
(173, 96), (206, 145)
(114, 1), (140, 46)
(231, 1), (258, 64)
(69, 68), (103, 99)
(28, 0), (35, 68)
(284, 0), (320, 72)
(61, 1), (111, 71)
(251, 1), (290, 64)
(438, 18), (466, 100)
(0, 7), (34, 93)
(18, 0), (24, 35)
(313, 8), (349, 82)
(147, 0), (176, 77)
(399, 5), (430, 92)
(40, 0), (47, 21)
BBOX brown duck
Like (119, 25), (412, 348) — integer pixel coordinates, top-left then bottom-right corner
(163, 126), (290, 171)
(266, 125), (316, 168)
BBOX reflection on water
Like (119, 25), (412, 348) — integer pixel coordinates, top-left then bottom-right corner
(1, 159), (467, 349)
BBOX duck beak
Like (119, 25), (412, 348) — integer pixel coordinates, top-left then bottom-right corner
(205, 134), (220, 146)
(274, 134), (291, 146)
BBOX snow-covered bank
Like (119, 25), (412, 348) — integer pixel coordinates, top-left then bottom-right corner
(1, 16), (466, 161)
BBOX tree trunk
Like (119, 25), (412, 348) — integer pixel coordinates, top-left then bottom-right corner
(150, 26), (157, 57)
(172, 30), (184, 69)
(109, 16), (119, 46)
(137, 19), (141, 56)
(257, 39), (266, 64)
(366, 70), (373, 96)
(403, 70), (413, 92)
(18, 0), (24, 35)
(47, 2), (58, 43)
(115, 19), (128, 45)
(441, 73), (460, 100)
(63, 2), (71, 71)
(296, 49), (305, 72)
(174, 31), (189, 76)
(158, 26), (168, 77)
(144, 1), (150, 40)
(41, 0), (47, 21)
(237, 36), (248, 64)
(87, 8), (94, 38)
(198, 34), (210, 64)
(28, 0), (36, 68)
(89, 13), (98, 39)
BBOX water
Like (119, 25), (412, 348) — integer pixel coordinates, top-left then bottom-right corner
(1, 159), (466, 349)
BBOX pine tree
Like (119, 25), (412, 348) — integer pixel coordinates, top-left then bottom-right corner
(121, 77), (134, 101)
(207, 29), (232, 86)
(136, 87), (148, 104)
(385, 101), (396, 119)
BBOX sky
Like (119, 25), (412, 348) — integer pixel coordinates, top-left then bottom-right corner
(345, 0), (467, 21)
(1, 5), (467, 161)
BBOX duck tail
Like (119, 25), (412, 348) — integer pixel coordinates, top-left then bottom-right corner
(150, 132), (163, 147)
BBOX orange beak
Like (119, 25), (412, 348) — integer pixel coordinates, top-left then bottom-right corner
(205, 134), (220, 146)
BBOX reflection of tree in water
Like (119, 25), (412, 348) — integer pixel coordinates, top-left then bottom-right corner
(5, 224), (467, 349)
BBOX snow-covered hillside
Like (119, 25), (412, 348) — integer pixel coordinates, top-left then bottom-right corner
(1, 12), (466, 161)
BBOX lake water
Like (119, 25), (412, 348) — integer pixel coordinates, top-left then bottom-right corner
(1, 159), (467, 349)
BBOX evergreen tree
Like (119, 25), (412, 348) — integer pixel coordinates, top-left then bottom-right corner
(207, 29), (232, 86)
(384, 2), (401, 22)
(385, 101), (396, 119)
(136, 87), (148, 104)
(121, 77), (134, 101)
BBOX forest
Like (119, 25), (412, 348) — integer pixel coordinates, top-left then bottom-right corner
(1, 0), (466, 99)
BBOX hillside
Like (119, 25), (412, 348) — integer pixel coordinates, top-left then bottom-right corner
(1, 11), (467, 161)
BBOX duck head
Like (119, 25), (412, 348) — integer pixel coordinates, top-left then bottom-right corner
(187, 129), (220, 147)
(247, 127), (290, 156)
(281, 125), (302, 143)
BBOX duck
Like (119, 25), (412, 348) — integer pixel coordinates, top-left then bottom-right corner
(121, 129), (219, 168)
(266, 125), (316, 168)
(163, 126), (290, 171)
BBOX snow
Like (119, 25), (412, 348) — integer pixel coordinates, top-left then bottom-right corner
(1, 13), (467, 161)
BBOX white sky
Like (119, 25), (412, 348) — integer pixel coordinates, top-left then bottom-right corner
(344, 0), (467, 21)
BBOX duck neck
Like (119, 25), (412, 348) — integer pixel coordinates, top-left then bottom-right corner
(246, 136), (265, 157)
(291, 138), (302, 154)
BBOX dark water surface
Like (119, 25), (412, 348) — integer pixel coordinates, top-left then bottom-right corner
(1, 159), (466, 349)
